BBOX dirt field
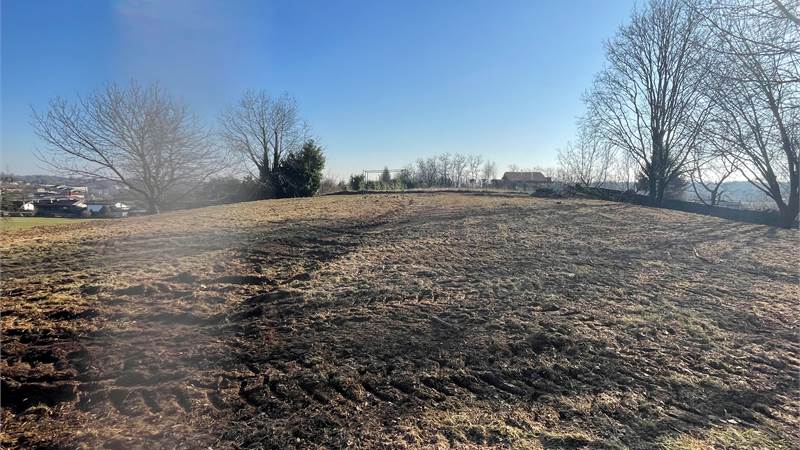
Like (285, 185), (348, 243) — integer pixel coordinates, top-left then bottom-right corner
(1, 193), (798, 449)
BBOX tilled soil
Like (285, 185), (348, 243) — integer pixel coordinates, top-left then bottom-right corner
(1, 193), (798, 449)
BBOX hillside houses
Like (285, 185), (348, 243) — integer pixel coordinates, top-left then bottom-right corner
(34, 185), (88, 201)
(33, 198), (90, 217)
(1, 180), (129, 218)
(496, 171), (552, 191)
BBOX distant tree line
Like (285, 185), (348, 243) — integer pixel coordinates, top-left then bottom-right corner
(346, 153), (498, 191)
(557, 0), (798, 228)
(33, 84), (326, 213)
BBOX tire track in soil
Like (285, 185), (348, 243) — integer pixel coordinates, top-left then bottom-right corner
(2, 195), (798, 449)
(206, 198), (800, 448)
(1, 196), (418, 448)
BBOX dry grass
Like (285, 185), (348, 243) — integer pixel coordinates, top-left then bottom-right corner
(1, 193), (798, 449)
(660, 426), (792, 449)
(0, 217), (94, 231)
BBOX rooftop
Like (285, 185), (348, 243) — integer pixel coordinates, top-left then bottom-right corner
(501, 171), (550, 182)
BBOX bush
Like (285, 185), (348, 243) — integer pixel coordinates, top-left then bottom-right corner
(345, 176), (409, 192)
(275, 140), (326, 198)
(636, 167), (689, 201)
(531, 187), (561, 198)
(396, 169), (416, 189)
(359, 180), (398, 191)
(348, 174), (366, 191)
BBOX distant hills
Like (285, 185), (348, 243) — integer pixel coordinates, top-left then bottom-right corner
(1, 173), (117, 187)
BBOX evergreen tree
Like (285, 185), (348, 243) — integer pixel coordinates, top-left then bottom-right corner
(380, 166), (392, 184)
(276, 140), (326, 197)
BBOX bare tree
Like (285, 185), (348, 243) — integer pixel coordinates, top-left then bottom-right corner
(694, 0), (799, 79)
(394, 153), (497, 188)
(557, 123), (615, 187)
(218, 90), (271, 183)
(774, 0), (800, 25)
(482, 160), (497, 182)
(451, 153), (468, 187)
(532, 166), (558, 179)
(219, 90), (307, 191)
(467, 154), (483, 186)
(438, 153), (453, 186)
(415, 157), (438, 187)
(585, 0), (710, 202)
(688, 146), (736, 206)
(696, 0), (799, 227)
(612, 151), (637, 190)
(33, 81), (221, 214)
(269, 95), (308, 173)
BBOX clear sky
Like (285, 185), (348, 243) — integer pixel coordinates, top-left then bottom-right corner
(1, 0), (635, 179)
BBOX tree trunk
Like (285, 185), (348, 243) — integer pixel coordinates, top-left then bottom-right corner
(259, 147), (271, 185)
(778, 188), (799, 228)
(272, 131), (281, 174)
(147, 199), (160, 215)
(258, 163), (270, 186)
(649, 135), (662, 202)
(648, 173), (658, 202)
(656, 179), (667, 203)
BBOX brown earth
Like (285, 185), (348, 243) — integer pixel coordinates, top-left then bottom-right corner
(1, 193), (798, 449)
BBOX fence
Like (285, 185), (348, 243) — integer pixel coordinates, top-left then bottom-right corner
(572, 185), (794, 228)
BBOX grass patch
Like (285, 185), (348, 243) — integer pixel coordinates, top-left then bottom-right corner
(661, 426), (791, 450)
(1, 217), (93, 231)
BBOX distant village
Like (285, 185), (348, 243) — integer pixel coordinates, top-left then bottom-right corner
(0, 175), (138, 218)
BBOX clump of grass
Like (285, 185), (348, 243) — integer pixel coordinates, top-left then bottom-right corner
(413, 407), (541, 448)
(661, 426), (791, 450)
(539, 430), (596, 448)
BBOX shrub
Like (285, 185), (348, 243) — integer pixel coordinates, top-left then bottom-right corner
(275, 140), (326, 198)
(348, 174), (366, 191)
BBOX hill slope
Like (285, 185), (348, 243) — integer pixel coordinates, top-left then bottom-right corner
(1, 193), (798, 449)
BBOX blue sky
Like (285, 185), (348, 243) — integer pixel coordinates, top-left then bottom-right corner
(1, 0), (635, 179)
